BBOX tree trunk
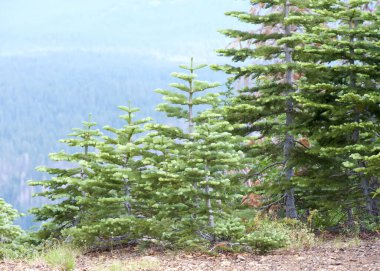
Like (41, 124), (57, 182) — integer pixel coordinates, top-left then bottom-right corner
(188, 57), (194, 134)
(188, 57), (200, 210)
(75, 144), (89, 226)
(124, 156), (132, 215)
(205, 164), (215, 228)
(205, 184), (215, 228)
(283, 0), (297, 219)
(346, 208), (355, 230)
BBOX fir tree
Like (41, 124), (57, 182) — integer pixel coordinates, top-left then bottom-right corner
(296, 0), (380, 220)
(29, 118), (102, 239)
(63, 105), (153, 246)
(214, 0), (321, 218)
(184, 110), (245, 235)
(141, 58), (231, 244)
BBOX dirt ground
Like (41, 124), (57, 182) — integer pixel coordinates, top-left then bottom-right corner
(1, 238), (379, 271)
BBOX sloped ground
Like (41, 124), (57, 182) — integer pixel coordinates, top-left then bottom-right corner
(1, 239), (379, 271)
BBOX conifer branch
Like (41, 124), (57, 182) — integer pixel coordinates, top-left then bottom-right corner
(246, 161), (285, 180)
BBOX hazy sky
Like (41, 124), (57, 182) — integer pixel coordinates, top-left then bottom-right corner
(0, 0), (248, 62)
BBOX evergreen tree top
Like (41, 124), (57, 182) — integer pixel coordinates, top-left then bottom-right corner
(155, 58), (221, 132)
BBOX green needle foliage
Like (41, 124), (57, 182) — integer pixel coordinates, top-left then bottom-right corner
(22, 1), (379, 253)
(140, 58), (247, 246)
(29, 118), (102, 239)
(155, 57), (220, 133)
(214, 0), (324, 219)
(0, 198), (23, 258)
(63, 105), (152, 246)
(184, 110), (245, 237)
(295, 0), (380, 221)
(0, 199), (22, 241)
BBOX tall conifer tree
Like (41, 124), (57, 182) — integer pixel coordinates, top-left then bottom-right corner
(296, 0), (380, 219)
(215, 0), (320, 218)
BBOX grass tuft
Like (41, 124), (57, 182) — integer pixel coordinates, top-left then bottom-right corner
(42, 244), (80, 271)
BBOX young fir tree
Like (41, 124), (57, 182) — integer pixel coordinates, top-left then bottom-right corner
(0, 198), (23, 258)
(29, 118), (102, 239)
(139, 125), (194, 244)
(63, 105), (152, 246)
(140, 58), (226, 244)
(214, 0), (322, 218)
(184, 110), (245, 237)
(296, 0), (380, 221)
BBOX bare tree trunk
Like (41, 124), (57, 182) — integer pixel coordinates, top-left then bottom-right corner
(283, 0), (297, 219)
(188, 57), (194, 135)
(204, 163), (215, 247)
(205, 183), (215, 228)
(73, 144), (89, 227)
(124, 156), (132, 215)
(124, 183), (132, 215)
(188, 57), (200, 211)
(346, 208), (355, 230)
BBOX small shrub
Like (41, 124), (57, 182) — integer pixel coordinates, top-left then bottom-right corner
(240, 220), (290, 253)
(239, 216), (315, 253)
(0, 198), (25, 259)
(214, 216), (246, 241)
(361, 218), (380, 233)
(43, 244), (80, 271)
(0, 233), (42, 260)
(0, 243), (23, 259)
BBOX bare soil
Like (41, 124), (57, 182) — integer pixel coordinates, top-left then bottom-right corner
(1, 239), (379, 271)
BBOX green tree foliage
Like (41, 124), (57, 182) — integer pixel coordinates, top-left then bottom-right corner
(139, 59), (247, 245)
(214, 0), (324, 218)
(28, 60), (250, 248)
(214, 0), (379, 228)
(29, 118), (102, 239)
(0, 198), (22, 241)
(63, 106), (153, 246)
(184, 111), (245, 235)
(155, 57), (220, 132)
(0, 198), (23, 258)
(20, 1), (379, 254)
(295, 0), (380, 220)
